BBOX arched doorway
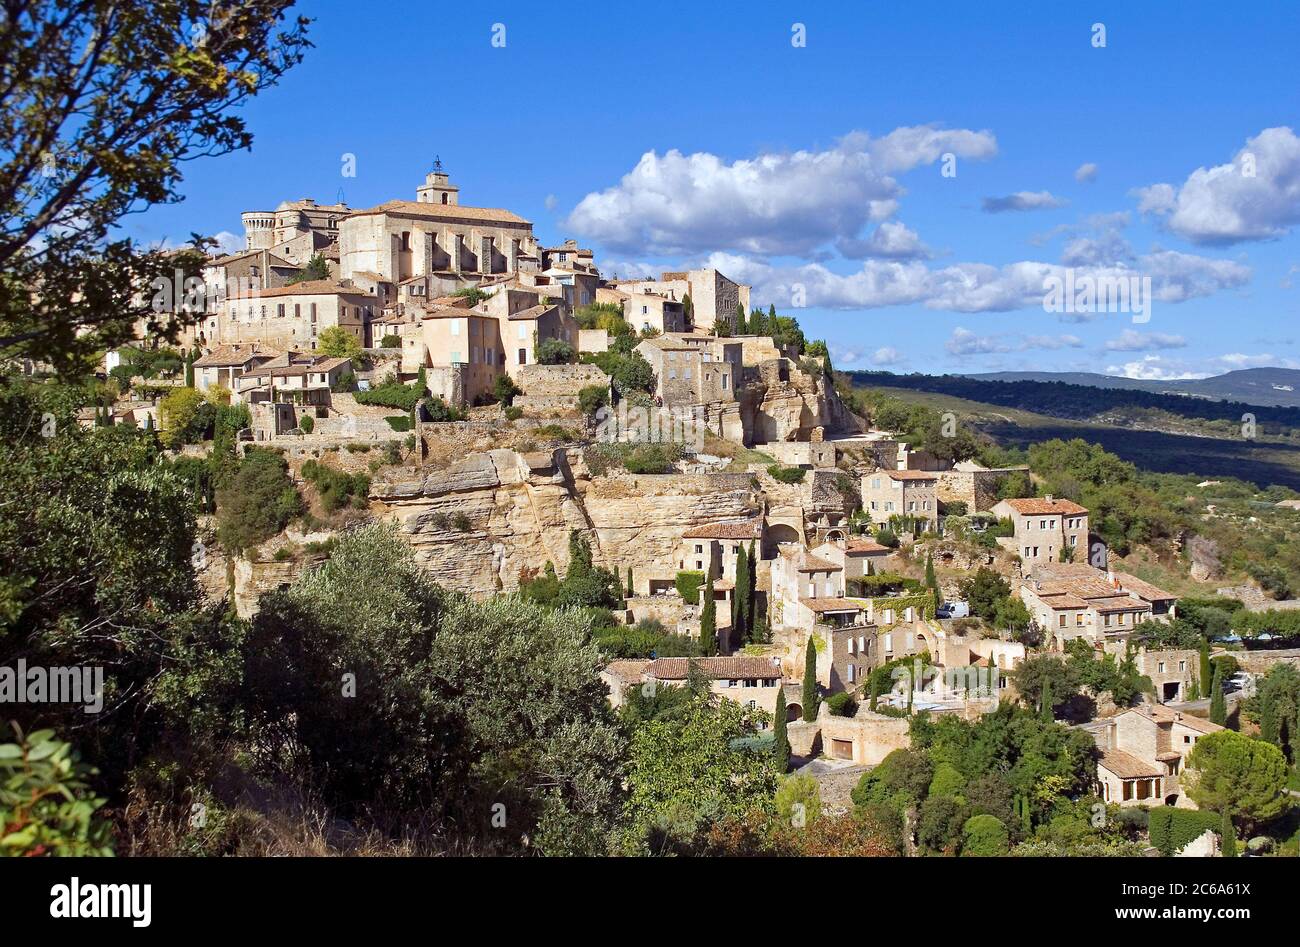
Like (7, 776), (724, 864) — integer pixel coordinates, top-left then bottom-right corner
(1164, 794), (1179, 807)
(826, 529), (846, 544)
(766, 523), (800, 554)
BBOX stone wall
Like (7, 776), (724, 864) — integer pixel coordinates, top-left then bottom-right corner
(936, 467), (1023, 512)
(514, 363), (610, 410)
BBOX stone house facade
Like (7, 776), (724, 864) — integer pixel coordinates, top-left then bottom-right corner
(860, 468), (939, 531)
(990, 496), (1089, 568)
(1084, 704), (1223, 808)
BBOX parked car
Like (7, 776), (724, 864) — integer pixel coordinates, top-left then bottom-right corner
(936, 601), (970, 619)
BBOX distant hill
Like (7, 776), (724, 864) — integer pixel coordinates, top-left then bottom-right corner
(963, 368), (1300, 408)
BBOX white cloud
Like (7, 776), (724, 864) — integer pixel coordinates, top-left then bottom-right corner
(871, 346), (906, 366)
(1021, 334), (1083, 350)
(1075, 163), (1099, 183)
(564, 125), (997, 256)
(981, 190), (1067, 214)
(600, 259), (660, 280)
(152, 230), (243, 255)
(946, 327), (1010, 355)
(836, 220), (932, 261)
(1105, 356), (1207, 381)
(1132, 126), (1300, 245)
(1104, 329), (1188, 352)
(1211, 352), (1300, 370)
(544, 194), (559, 211)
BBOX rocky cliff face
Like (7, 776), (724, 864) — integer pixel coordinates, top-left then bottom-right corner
(740, 359), (862, 444)
(370, 448), (765, 597)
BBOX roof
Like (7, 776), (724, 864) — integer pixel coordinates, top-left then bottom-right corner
(1140, 704), (1224, 735)
(348, 199), (531, 226)
(602, 659), (650, 684)
(193, 343), (279, 367)
(682, 520), (763, 540)
(251, 279), (379, 300)
(801, 597), (869, 614)
(242, 355), (349, 378)
(797, 554), (842, 573)
(507, 303), (559, 322)
(1113, 572), (1178, 602)
(645, 656), (782, 681)
(428, 294), (474, 308)
(844, 539), (892, 554)
(421, 304), (490, 321)
(1099, 749), (1164, 779)
(883, 469), (939, 482)
(998, 497), (1089, 516)
(1092, 595), (1151, 614)
(1037, 593), (1091, 610)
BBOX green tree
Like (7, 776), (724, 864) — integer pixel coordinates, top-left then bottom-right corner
(0, 724), (114, 856)
(959, 567), (1011, 620)
(1184, 730), (1290, 827)
(1200, 641), (1213, 696)
(733, 544), (751, 644)
(626, 567), (634, 597)
(961, 814), (1010, 856)
(0, 2), (310, 372)
(215, 447), (303, 552)
(1220, 809), (1237, 857)
(317, 326), (364, 365)
(1210, 664), (1226, 725)
(772, 689), (791, 772)
(802, 637), (819, 722)
(286, 253), (330, 284)
(925, 552), (937, 589)
(578, 384), (609, 418)
(699, 574), (717, 655)
(774, 773), (821, 826)
(159, 385), (214, 447)
(493, 373), (521, 407)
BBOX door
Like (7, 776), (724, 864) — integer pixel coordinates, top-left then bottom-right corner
(831, 739), (853, 760)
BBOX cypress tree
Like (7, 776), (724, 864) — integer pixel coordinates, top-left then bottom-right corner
(1210, 664), (1226, 725)
(773, 689), (791, 772)
(1220, 810), (1236, 857)
(1260, 692), (1279, 746)
(802, 636), (818, 722)
(1199, 642), (1212, 696)
(906, 667), (914, 714)
(626, 566), (633, 597)
(746, 540), (757, 621)
(735, 301), (746, 334)
(869, 673), (879, 712)
(925, 552), (937, 589)
(700, 573), (716, 655)
(1187, 674), (1199, 701)
(733, 545), (750, 644)
(1041, 678), (1053, 721)
(752, 608), (767, 644)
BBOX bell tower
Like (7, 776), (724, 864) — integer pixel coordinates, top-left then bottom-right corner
(416, 156), (460, 205)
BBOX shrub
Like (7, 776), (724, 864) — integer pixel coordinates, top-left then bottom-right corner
(424, 396), (464, 422)
(675, 570), (706, 605)
(579, 350), (654, 394)
(825, 692), (858, 717)
(216, 448), (303, 551)
(301, 459), (371, 513)
(961, 814), (1009, 856)
(298, 414), (314, 434)
(317, 326), (364, 364)
(536, 337), (575, 365)
(354, 381), (422, 412)
(0, 725), (113, 856)
(384, 415), (412, 432)
(874, 528), (899, 549)
(504, 405), (523, 421)
(767, 464), (807, 484)
(1147, 806), (1221, 856)
(493, 373), (521, 407)
(380, 333), (401, 348)
(578, 384), (609, 417)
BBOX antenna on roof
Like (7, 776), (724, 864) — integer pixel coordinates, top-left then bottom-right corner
(432, 155), (444, 173)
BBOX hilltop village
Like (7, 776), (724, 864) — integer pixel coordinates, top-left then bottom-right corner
(43, 164), (1299, 858)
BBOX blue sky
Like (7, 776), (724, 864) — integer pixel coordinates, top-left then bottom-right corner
(135, 1), (1300, 379)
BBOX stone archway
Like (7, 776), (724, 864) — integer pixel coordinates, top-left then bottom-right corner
(826, 528), (846, 544)
(786, 702), (802, 722)
(766, 522), (801, 555)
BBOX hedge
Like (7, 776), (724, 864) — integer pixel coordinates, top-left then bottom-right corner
(767, 464), (807, 484)
(354, 382), (422, 411)
(1147, 807), (1221, 856)
(675, 570), (706, 605)
(384, 415), (412, 432)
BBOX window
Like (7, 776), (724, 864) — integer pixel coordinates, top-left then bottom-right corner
(517, 324), (526, 339)
(1179, 660), (1186, 672)
(847, 664), (856, 682)
(518, 349), (527, 364)
(884, 633), (892, 653)
(1059, 614), (1066, 627)
(277, 304), (285, 318)
(1158, 661), (1166, 673)
(668, 369), (677, 379)
(1105, 614), (1113, 627)
(450, 321), (460, 336)
(684, 368), (692, 380)
(1076, 613), (1085, 626)
(722, 374), (728, 389)
(847, 638), (855, 655)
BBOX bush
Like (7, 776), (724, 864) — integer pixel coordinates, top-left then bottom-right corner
(961, 814), (1010, 856)
(579, 350), (654, 394)
(493, 373), (521, 407)
(298, 414), (314, 434)
(767, 464), (807, 484)
(301, 459), (370, 513)
(825, 692), (858, 717)
(1147, 806), (1221, 856)
(874, 528), (899, 549)
(216, 448), (303, 551)
(676, 570), (706, 605)
(317, 326), (364, 364)
(355, 381), (422, 412)
(504, 405), (523, 421)
(578, 384), (609, 417)
(536, 337), (575, 365)
(380, 334), (401, 348)
(384, 415), (412, 432)
(424, 396), (464, 422)
(0, 725), (114, 856)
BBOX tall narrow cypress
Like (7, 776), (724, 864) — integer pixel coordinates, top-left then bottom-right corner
(773, 689), (790, 772)
(626, 566), (633, 598)
(1199, 642), (1212, 696)
(733, 545), (750, 644)
(1210, 664), (1226, 725)
(802, 636), (818, 722)
(1220, 810), (1236, 857)
(700, 573), (716, 655)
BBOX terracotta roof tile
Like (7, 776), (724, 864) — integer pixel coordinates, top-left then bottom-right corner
(1099, 749), (1163, 779)
(645, 656), (782, 680)
(1000, 497), (1089, 516)
(682, 520), (763, 540)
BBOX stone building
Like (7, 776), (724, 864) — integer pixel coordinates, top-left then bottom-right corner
(676, 519), (765, 584)
(598, 286), (688, 335)
(338, 167), (542, 295)
(192, 343), (280, 398)
(235, 352), (351, 408)
(640, 656), (785, 723)
(860, 468), (939, 532)
(1082, 704), (1223, 808)
(936, 460), (1032, 512)
(242, 197), (350, 254)
(1018, 562), (1177, 652)
(605, 267), (750, 334)
(635, 334), (742, 408)
(990, 496), (1089, 568)
(217, 279), (377, 351)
